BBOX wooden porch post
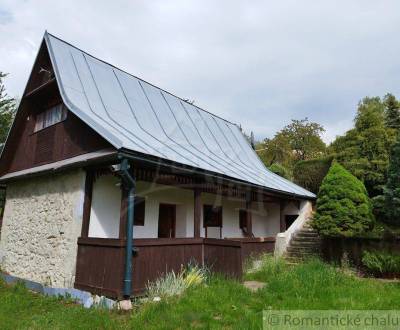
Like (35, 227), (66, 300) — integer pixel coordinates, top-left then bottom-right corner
(245, 191), (253, 237)
(81, 170), (94, 238)
(194, 188), (201, 238)
(280, 200), (287, 232)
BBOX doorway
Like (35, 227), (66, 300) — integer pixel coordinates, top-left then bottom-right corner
(285, 215), (298, 230)
(158, 204), (176, 238)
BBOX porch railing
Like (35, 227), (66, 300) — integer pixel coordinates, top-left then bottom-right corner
(74, 236), (275, 298)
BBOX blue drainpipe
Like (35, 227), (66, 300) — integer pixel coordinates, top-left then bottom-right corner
(114, 158), (136, 298)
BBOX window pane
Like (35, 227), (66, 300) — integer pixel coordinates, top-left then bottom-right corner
(34, 113), (44, 132)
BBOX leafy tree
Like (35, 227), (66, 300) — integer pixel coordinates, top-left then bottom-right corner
(257, 118), (326, 170)
(384, 93), (400, 130)
(0, 72), (16, 148)
(268, 163), (291, 180)
(312, 163), (374, 237)
(329, 97), (396, 197)
(378, 134), (400, 225)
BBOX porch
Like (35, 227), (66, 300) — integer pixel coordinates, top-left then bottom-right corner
(74, 236), (275, 298)
(74, 165), (303, 298)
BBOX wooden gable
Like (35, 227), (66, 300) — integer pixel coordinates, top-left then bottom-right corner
(0, 42), (113, 177)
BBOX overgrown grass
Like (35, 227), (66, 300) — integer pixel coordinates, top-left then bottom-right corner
(0, 279), (128, 329)
(2, 257), (400, 329)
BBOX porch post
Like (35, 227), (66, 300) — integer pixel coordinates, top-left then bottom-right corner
(81, 170), (94, 238)
(245, 191), (253, 237)
(280, 200), (287, 232)
(194, 188), (201, 238)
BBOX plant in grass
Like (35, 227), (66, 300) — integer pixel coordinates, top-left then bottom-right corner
(361, 250), (400, 276)
(312, 163), (374, 237)
(145, 263), (209, 299)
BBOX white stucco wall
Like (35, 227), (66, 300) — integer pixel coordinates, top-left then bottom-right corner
(88, 175), (121, 238)
(86, 177), (301, 239)
(0, 169), (85, 288)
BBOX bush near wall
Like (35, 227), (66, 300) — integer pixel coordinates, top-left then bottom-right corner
(293, 156), (333, 194)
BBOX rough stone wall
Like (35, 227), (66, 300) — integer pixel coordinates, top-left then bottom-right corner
(0, 169), (85, 288)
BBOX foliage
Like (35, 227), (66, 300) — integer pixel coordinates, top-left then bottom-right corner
(146, 263), (208, 299)
(375, 134), (400, 225)
(268, 163), (291, 179)
(329, 97), (397, 197)
(384, 93), (400, 130)
(293, 156), (333, 193)
(312, 163), (374, 237)
(257, 118), (326, 170)
(362, 250), (400, 276)
(0, 72), (16, 148)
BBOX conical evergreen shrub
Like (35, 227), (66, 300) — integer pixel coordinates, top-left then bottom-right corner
(312, 162), (374, 237)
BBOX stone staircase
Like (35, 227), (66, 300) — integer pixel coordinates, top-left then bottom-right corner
(284, 223), (321, 264)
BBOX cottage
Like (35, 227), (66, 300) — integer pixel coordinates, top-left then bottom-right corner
(0, 32), (315, 298)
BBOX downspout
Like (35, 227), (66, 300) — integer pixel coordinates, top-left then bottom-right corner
(113, 158), (135, 298)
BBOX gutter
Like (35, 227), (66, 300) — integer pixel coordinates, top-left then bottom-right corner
(112, 157), (136, 298)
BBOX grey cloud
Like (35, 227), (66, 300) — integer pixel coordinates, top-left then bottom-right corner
(1, 0), (400, 143)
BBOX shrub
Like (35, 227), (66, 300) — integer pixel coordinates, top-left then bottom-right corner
(268, 163), (291, 180)
(293, 156), (333, 193)
(312, 162), (374, 237)
(146, 264), (208, 299)
(361, 250), (400, 276)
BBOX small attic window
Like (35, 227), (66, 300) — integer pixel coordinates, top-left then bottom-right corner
(34, 104), (67, 132)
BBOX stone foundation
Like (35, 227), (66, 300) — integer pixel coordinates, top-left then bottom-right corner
(0, 169), (85, 287)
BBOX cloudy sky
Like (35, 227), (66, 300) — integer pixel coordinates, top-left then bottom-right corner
(1, 1), (400, 143)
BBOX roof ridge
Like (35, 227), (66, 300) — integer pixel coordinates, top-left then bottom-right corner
(45, 31), (238, 127)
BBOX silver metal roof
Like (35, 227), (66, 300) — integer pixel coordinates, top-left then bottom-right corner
(45, 32), (315, 199)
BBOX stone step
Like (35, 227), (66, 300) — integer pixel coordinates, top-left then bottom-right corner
(286, 252), (321, 259)
(287, 246), (320, 253)
(293, 232), (319, 239)
(291, 238), (320, 245)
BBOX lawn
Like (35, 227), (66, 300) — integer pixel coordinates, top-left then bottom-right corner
(1, 258), (400, 329)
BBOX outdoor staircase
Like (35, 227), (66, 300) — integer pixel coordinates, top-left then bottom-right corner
(284, 222), (322, 264)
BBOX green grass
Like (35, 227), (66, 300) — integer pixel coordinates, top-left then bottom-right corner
(2, 258), (400, 329)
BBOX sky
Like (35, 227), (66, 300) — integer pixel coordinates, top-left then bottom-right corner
(1, 1), (400, 143)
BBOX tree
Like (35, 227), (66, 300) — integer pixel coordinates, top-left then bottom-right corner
(380, 134), (400, 225)
(0, 72), (16, 148)
(329, 97), (396, 197)
(312, 163), (374, 237)
(257, 118), (326, 170)
(384, 93), (400, 130)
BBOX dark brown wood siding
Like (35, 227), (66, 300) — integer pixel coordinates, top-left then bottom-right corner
(0, 100), (112, 176)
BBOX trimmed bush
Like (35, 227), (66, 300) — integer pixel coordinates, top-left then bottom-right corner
(312, 163), (374, 237)
(268, 163), (291, 179)
(293, 156), (333, 193)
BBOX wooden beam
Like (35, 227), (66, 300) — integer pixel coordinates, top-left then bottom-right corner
(119, 188), (127, 239)
(279, 200), (287, 232)
(245, 191), (253, 237)
(194, 189), (201, 238)
(81, 171), (94, 238)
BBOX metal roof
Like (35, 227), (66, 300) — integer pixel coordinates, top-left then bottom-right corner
(44, 32), (315, 199)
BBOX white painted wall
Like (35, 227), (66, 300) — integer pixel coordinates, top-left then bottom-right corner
(87, 177), (301, 239)
(88, 175), (121, 238)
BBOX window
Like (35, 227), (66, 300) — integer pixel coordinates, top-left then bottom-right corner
(134, 197), (146, 226)
(203, 205), (222, 227)
(34, 104), (67, 132)
(239, 209), (247, 229)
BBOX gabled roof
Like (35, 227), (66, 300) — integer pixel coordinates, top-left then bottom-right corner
(44, 32), (314, 199)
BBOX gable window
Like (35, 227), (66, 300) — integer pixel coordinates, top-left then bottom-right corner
(203, 205), (222, 227)
(34, 104), (67, 132)
(134, 197), (146, 226)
